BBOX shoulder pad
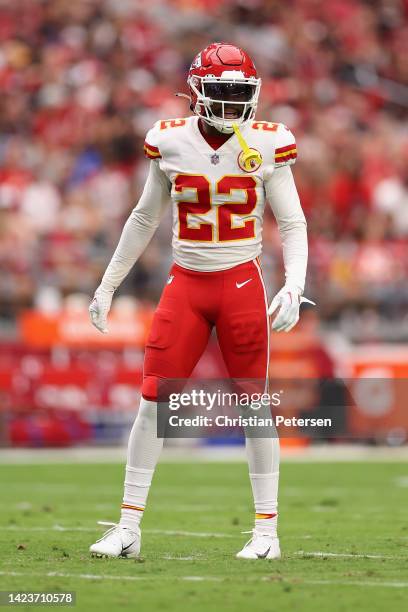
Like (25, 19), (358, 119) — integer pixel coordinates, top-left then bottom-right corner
(144, 118), (190, 160)
(248, 121), (297, 168)
(273, 123), (297, 167)
(144, 121), (162, 160)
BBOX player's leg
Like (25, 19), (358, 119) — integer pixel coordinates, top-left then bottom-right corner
(215, 259), (280, 559)
(91, 264), (213, 557)
(120, 266), (213, 530)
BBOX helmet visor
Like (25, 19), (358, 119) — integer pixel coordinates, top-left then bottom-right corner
(202, 81), (257, 102)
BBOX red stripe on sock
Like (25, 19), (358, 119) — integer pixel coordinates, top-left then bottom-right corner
(255, 513), (277, 520)
(121, 504), (144, 512)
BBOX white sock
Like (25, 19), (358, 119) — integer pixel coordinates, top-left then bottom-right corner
(119, 398), (164, 531)
(245, 435), (280, 536)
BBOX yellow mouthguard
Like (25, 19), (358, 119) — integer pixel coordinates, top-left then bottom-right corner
(232, 123), (262, 171)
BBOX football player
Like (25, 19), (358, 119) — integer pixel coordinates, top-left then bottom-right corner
(89, 43), (310, 560)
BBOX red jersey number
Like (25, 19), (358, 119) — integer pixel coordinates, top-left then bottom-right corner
(174, 175), (212, 242)
(174, 174), (257, 243)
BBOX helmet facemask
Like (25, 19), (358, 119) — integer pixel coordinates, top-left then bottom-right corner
(188, 72), (261, 134)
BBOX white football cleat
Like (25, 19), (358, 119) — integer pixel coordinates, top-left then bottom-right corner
(90, 522), (141, 559)
(236, 530), (281, 560)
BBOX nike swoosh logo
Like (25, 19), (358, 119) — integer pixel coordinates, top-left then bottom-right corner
(256, 546), (271, 559)
(121, 542), (136, 555)
(236, 279), (252, 289)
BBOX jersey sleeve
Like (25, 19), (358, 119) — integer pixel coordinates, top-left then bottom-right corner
(99, 160), (170, 292)
(265, 165), (307, 292)
(143, 123), (162, 160)
(274, 124), (297, 168)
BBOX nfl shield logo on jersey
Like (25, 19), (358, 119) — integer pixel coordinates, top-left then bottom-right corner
(210, 153), (220, 165)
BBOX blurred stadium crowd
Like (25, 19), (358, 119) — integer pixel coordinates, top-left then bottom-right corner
(1, 0), (408, 341)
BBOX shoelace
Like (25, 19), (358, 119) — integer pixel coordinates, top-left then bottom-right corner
(96, 520), (138, 539)
(96, 521), (118, 539)
(241, 529), (256, 548)
(240, 529), (276, 548)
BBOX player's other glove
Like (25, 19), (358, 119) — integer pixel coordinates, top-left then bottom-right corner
(89, 286), (114, 334)
(268, 285), (315, 333)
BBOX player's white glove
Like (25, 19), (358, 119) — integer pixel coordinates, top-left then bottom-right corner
(89, 286), (114, 334)
(268, 285), (315, 332)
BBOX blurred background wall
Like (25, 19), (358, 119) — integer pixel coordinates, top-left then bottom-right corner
(0, 0), (407, 447)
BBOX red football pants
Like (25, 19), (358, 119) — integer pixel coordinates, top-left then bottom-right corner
(142, 258), (270, 400)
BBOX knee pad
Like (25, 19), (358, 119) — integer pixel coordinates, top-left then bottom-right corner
(141, 375), (159, 401)
(142, 375), (185, 403)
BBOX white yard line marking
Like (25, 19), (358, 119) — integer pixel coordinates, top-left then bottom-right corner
(1, 526), (97, 532)
(302, 579), (408, 588)
(0, 571), (407, 588)
(394, 476), (408, 488)
(14, 502), (33, 510)
(2, 444), (408, 463)
(0, 525), (238, 538)
(2, 526), (399, 547)
(1, 526), (403, 552)
(0, 571), (148, 582)
(295, 551), (406, 560)
(182, 576), (220, 581)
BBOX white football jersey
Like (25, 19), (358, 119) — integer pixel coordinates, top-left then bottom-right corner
(144, 116), (297, 272)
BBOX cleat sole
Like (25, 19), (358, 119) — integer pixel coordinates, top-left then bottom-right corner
(90, 551), (139, 559)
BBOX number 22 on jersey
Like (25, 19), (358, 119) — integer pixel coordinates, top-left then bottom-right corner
(174, 174), (257, 243)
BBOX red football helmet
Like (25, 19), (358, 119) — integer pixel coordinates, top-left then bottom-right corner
(187, 42), (261, 134)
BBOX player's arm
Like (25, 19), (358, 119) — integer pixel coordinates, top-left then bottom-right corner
(89, 160), (171, 333)
(265, 162), (310, 332)
(266, 164), (307, 293)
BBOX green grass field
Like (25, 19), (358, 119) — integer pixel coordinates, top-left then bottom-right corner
(0, 460), (407, 611)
